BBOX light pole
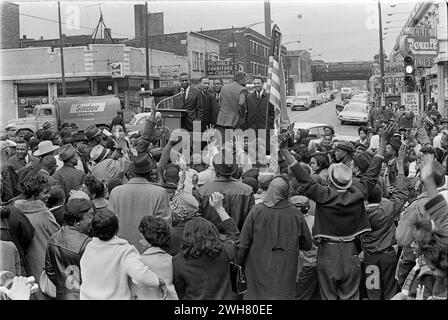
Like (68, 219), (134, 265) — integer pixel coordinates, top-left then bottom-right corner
(57, 1), (66, 97)
(378, 0), (385, 105)
(145, 1), (149, 82)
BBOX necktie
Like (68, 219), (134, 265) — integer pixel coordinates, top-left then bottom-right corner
(181, 89), (186, 104)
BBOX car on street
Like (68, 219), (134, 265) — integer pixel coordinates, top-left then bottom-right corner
(291, 96), (311, 111)
(293, 122), (358, 148)
(126, 111), (161, 136)
(341, 87), (352, 100)
(286, 96), (296, 108)
(338, 103), (369, 125)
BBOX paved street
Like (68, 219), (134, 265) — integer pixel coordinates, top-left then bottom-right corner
(287, 101), (360, 137)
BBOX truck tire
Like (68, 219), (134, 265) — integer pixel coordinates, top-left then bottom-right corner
(16, 129), (33, 138)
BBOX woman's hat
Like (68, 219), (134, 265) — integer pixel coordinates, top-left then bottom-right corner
(33, 140), (60, 156)
(90, 145), (110, 163)
(328, 163), (353, 190)
(58, 144), (77, 161)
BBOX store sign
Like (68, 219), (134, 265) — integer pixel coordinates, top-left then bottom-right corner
(69, 102), (106, 113)
(384, 76), (403, 85)
(160, 68), (180, 86)
(110, 62), (124, 78)
(399, 28), (439, 68)
(401, 93), (420, 115)
(206, 60), (235, 76)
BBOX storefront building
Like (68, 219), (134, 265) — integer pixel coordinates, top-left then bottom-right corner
(0, 44), (187, 125)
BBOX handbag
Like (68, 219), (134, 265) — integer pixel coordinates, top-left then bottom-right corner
(226, 243), (247, 295)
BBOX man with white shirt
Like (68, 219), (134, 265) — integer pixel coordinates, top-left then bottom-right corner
(8, 140), (36, 172)
(140, 73), (203, 132)
(245, 76), (274, 153)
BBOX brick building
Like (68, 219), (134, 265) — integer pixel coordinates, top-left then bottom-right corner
(200, 27), (287, 83)
(128, 31), (220, 83)
(0, 44), (187, 124)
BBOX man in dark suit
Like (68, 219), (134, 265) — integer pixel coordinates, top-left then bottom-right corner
(246, 76), (274, 152)
(198, 77), (212, 131)
(141, 72), (203, 132)
(109, 110), (127, 133)
(209, 78), (223, 127)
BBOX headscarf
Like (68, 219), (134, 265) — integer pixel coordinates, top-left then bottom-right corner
(263, 175), (290, 207)
(170, 190), (199, 223)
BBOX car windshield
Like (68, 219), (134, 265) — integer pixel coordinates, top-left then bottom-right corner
(344, 104), (366, 112)
(294, 98), (307, 102)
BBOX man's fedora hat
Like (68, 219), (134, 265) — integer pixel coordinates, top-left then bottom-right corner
(90, 145), (110, 163)
(58, 144), (77, 161)
(334, 140), (355, 154)
(85, 125), (102, 140)
(33, 140), (60, 157)
(212, 150), (238, 176)
(132, 153), (155, 174)
(328, 163), (353, 190)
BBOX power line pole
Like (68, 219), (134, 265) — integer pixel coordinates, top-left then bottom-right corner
(58, 1), (66, 96)
(145, 1), (150, 82)
(378, 0), (385, 104)
(232, 26), (236, 75)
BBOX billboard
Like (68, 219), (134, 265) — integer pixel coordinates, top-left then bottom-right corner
(206, 60), (235, 76)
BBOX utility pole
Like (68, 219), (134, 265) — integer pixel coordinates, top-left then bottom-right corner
(264, 0), (271, 37)
(232, 26), (236, 75)
(378, 0), (385, 104)
(58, 1), (66, 96)
(145, 1), (150, 82)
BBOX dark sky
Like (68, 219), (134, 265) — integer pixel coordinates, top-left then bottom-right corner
(16, 0), (417, 62)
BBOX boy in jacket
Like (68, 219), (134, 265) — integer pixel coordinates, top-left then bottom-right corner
(360, 144), (409, 300)
(280, 122), (397, 300)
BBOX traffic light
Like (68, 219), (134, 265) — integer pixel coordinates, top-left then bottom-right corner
(403, 55), (415, 91)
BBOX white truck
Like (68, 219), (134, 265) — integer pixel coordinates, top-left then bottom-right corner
(295, 82), (318, 108)
(5, 95), (121, 137)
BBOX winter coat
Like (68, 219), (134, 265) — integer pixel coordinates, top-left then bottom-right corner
(133, 246), (178, 300)
(53, 165), (86, 199)
(172, 219), (239, 300)
(0, 204), (34, 275)
(198, 176), (254, 232)
(237, 200), (313, 299)
(361, 174), (409, 255)
(14, 200), (60, 283)
(109, 177), (171, 252)
(45, 226), (91, 300)
(80, 236), (160, 300)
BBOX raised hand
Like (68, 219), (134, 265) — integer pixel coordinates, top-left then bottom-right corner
(380, 122), (398, 142)
(209, 192), (224, 210)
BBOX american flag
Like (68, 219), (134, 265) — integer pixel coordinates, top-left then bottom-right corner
(266, 24), (290, 133)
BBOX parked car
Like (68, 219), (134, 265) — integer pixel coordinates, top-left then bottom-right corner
(126, 111), (161, 136)
(338, 103), (369, 125)
(293, 122), (358, 149)
(291, 96), (311, 111)
(286, 96), (296, 108)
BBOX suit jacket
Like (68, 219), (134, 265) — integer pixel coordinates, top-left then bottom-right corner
(246, 91), (274, 130)
(209, 91), (221, 126)
(199, 90), (213, 130)
(216, 82), (247, 128)
(151, 86), (203, 132)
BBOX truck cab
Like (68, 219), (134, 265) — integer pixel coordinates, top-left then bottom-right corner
(5, 104), (57, 137)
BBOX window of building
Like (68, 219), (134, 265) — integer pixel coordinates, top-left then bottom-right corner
(199, 52), (204, 71)
(192, 51), (199, 71)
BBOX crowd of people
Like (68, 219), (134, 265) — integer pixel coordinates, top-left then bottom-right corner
(0, 74), (447, 300)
